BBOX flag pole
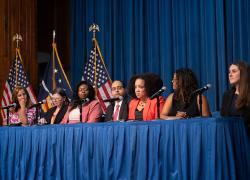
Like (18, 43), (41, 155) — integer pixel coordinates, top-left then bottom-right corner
(52, 30), (56, 90)
(94, 39), (112, 80)
(88, 24), (111, 80)
(12, 33), (23, 86)
(53, 42), (72, 91)
(52, 30), (72, 90)
(89, 23), (100, 88)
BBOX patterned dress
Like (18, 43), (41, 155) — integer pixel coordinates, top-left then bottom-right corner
(9, 108), (36, 125)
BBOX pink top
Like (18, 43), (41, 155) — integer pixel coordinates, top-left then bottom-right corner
(9, 108), (36, 125)
(61, 100), (102, 124)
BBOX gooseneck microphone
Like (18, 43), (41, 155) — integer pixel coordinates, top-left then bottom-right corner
(74, 98), (90, 105)
(191, 84), (211, 96)
(103, 96), (123, 102)
(29, 100), (46, 109)
(79, 98), (90, 104)
(150, 86), (167, 100)
(1, 103), (17, 109)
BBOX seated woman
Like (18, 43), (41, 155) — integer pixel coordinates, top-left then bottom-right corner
(8, 86), (36, 126)
(128, 73), (165, 121)
(160, 68), (211, 120)
(61, 81), (102, 124)
(39, 87), (69, 124)
(221, 61), (250, 130)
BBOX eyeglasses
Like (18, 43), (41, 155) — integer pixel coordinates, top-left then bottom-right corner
(52, 98), (63, 101)
(111, 86), (123, 91)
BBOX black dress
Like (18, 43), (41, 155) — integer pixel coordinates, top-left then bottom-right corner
(221, 88), (250, 126)
(42, 104), (68, 124)
(169, 94), (200, 117)
(135, 109), (143, 120)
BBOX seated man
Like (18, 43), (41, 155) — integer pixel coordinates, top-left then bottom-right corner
(105, 80), (129, 121)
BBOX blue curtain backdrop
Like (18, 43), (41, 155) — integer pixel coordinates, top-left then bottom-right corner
(70, 0), (250, 111)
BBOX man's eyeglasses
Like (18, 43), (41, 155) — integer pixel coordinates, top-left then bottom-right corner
(111, 86), (123, 91)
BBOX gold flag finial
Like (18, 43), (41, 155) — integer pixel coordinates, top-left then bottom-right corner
(53, 30), (56, 43)
(89, 23), (100, 39)
(12, 33), (23, 48)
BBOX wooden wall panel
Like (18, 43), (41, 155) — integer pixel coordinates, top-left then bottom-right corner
(0, 0), (37, 125)
(37, 0), (70, 71)
(0, 0), (9, 83)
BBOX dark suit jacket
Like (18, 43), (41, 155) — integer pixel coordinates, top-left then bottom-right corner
(42, 104), (68, 124)
(104, 96), (129, 121)
(221, 88), (250, 129)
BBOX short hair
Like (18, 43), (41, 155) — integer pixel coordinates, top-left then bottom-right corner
(112, 80), (126, 88)
(52, 87), (69, 104)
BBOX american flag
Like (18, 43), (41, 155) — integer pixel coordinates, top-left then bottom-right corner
(1, 49), (37, 121)
(82, 39), (112, 112)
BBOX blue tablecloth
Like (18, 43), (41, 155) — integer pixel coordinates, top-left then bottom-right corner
(0, 117), (250, 180)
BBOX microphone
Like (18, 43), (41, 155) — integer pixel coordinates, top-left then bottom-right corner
(150, 86), (167, 100)
(78, 98), (90, 104)
(1, 103), (17, 109)
(103, 96), (123, 102)
(29, 100), (46, 109)
(191, 84), (212, 96)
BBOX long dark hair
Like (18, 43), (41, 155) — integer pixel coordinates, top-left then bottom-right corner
(69, 81), (96, 111)
(231, 61), (250, 108)
(173, 68), (198, 104)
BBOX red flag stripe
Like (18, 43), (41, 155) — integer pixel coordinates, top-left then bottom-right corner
(1, 83), (12, 120)
(3, 83), (12, 105)
(96, 90), (107, 112)
(27, 86), (37, 104)
(105, 81), (112, 97)
(100, 86), (111, 100)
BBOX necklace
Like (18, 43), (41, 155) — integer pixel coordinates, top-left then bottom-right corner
(139, 101), (146, 108)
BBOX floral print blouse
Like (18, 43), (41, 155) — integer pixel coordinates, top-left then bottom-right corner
(9, 108), (36, 125)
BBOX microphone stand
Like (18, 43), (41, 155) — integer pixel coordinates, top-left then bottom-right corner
(34, 105), (42, 125)
(1, 106), (12, 126)
(79, 100), (88, 123)
(157, 96), (160, 119)
(198, 93), (202, 117)
(6, 108), (10, 126)
(80, 103), (83, 123)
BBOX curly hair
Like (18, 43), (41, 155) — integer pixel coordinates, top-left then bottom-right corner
(12, 86), (32, 111)
(231, 61), (250, 108)
(128, 73), (163, 99)
(173, 68), (198, 104)
(69, 81), (96, 111)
